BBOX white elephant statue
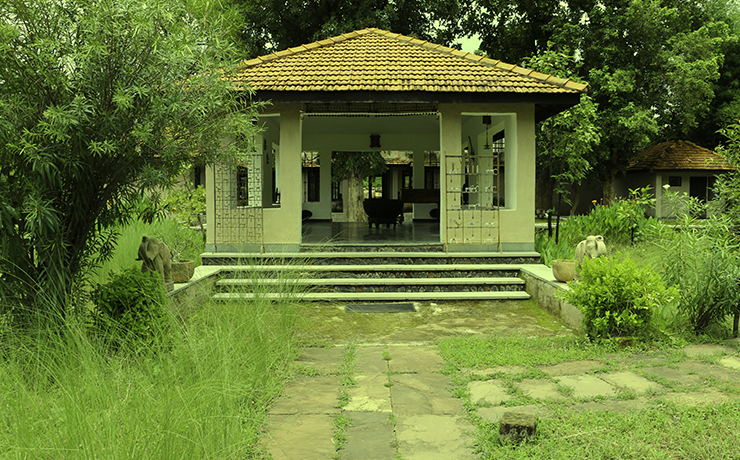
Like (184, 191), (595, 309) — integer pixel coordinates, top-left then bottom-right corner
(575, 235), (607, 266)
(136, 236), (174, 292)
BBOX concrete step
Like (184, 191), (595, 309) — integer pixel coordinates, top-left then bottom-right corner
(206, 252), (537, 303)
(217, 276), (526, 293)
(212, 290), (531, 302)
(217, 264), (524, 279)
(201, 251), (541, 266)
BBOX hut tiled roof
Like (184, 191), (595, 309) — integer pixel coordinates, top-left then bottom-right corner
(628, 140), (734, 171)
(230, 28), (589, 95)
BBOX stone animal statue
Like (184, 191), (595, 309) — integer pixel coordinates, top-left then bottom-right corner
(136, 236), (174, 291)
(575, 235), (607, 266)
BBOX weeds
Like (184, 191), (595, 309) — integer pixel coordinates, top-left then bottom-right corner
(0, 256), (302, 459)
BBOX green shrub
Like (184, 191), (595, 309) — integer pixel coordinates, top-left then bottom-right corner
(535, 231), (574, 266)
(91, 268), (169, 349)
(656, 210), (740, 334)
(562, 186), (656, 247)
(560, 253), (673, 339)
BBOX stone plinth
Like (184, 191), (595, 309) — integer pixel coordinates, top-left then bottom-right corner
(499, 411), (537, 444)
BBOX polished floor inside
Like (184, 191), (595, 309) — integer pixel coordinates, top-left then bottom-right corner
(301, 220), (440, 245)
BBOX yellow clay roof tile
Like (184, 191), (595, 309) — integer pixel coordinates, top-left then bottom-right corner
(232, 28), (589, 95)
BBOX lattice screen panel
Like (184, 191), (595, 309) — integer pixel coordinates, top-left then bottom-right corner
(445, 147), (501, 249)
(213, 155), (263, 251)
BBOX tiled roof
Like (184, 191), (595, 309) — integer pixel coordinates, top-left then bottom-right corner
(230, 28), (589, 95)
(629, 140), (735, 171)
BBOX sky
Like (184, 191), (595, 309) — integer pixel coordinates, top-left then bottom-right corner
(458, 35), (482, 53)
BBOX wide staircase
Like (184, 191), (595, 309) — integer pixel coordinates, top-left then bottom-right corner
(203, 243), (539, 303)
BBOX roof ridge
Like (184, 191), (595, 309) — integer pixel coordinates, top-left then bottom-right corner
(238, 27), (589, 93)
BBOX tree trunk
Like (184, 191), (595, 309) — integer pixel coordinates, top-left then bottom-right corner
(345, 170), (367, 222)
(602, 169), (616, 205)
(602, 150), (619, 205)
(570, 187), (580, 215)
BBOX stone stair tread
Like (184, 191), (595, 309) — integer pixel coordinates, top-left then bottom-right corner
(217, 277), (525, 286)
(220, 263), (524, 272)
(202, 251), (539, 258)
(212, 291), (531, 301)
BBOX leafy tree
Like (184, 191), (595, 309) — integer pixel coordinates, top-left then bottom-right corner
(523, 48), (601, 224)
(690, 2), (740, 149)
(581, 0), (730, 202)
(471, 0), (732, 203)
(236, 0), (471, 58)
(0, 0), (259, 321)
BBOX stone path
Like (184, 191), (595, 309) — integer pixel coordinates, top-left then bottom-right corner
(264, 342), (740, 459)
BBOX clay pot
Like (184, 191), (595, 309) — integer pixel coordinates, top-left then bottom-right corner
(171, 260), (195, 283)
(552, 259), (576, 282)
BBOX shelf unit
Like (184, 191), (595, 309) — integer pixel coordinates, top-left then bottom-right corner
(445, 152), (501, 248)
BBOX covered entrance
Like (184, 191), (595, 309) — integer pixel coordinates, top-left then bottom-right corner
(206, 28), (587, 253)
(299, 106), (442, 245)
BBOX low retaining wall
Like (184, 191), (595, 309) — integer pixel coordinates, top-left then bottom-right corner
(167, 266), (221, 318)
(519, 265), (584, 331)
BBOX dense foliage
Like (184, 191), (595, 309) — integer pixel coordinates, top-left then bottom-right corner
(0, 0), (259, 319)
(234, 0), (470, 57)
(470, 0), (737, 202)
(91, 268), (168, 350)
(561, 253), (672, 339)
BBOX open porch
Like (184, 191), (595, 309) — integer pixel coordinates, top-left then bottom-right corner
(206, 28), (587, 254)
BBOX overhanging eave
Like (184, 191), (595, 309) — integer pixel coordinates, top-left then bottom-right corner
(242, 90), (582, 122)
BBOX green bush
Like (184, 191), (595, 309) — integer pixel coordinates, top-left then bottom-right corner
(656, 210), (740, 334)
(561, 186), (657, 247)
(91, 268), (169, 349)
(560, 253), (673, 339)
(535, 231), (574, 266)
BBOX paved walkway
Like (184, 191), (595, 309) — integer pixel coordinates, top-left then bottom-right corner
(263, 341), (740, 459)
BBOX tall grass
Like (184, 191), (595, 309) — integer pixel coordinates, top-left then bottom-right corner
(0, 280), (301, 458)
(91, 218), (203, 285)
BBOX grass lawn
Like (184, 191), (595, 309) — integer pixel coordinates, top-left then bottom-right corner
(437, 335), (740, 459)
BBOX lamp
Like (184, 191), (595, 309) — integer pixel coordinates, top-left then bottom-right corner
(370, 134), (381, 148)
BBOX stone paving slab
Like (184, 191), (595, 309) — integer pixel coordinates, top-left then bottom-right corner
(342, 412), (396, 460)
(391, 373), (464, 415)
(683, 344), (735, 357)
(266, 414), (336, 460)
(518, 379), (566, 400)
(678, 360), (740, 382)
(598, 370), (666, 393)
(387, 346), (445, 373)
(345, 373), (392, 412)
(469, 365), (528, 377)
(395, 414), (477, 460)
(295, 347), (345, 374)
(355, 347), (389, 374)
(719, 356), (740, 371)
(566, 396), (651, 414)
(555, 374), (617, 398)
(640, 366), (705, 387)
(660, 388), (730, 406)
(269, 376), (341, 415)
(539, 360), (602, 376)
(468, 380), (511, 405)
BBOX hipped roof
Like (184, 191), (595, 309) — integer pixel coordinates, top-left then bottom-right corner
(629, 140), (735, 172)
(229, 28), (588, 121)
